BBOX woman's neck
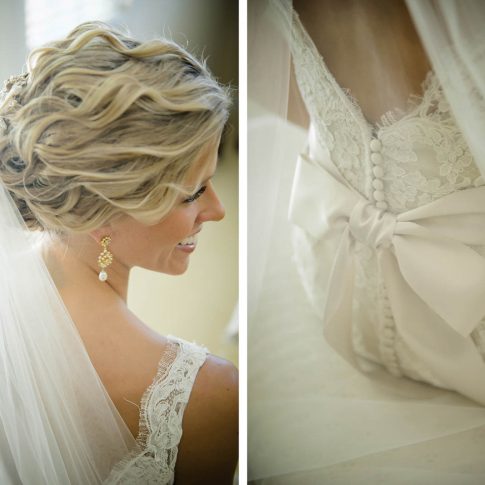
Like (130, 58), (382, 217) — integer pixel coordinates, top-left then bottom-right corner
(41, 232), (130, 304)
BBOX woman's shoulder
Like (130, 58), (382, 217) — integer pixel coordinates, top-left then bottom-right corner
(100, 312), (238, 483)
(115, 332), (238, 484)
(67, 291), (239, 482)
(173, 344), (239, 484)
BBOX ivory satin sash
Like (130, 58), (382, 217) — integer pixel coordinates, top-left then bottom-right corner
(289, 145), (485, 405)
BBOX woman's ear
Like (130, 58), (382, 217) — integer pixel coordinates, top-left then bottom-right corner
(89, 226), (112, 245)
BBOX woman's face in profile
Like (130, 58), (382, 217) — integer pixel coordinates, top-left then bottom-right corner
(106, 134), (225, 275)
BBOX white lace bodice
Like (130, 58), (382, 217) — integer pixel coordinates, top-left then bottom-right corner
(105, 337), (207, 485)
(289, 9), (485, 394)
(290, 11), (483, 209)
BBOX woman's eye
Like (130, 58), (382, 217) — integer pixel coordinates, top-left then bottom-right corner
(183, 186), (207, 203)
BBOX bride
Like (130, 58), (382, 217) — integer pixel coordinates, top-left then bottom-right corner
(0, 21), (237, 484)
(249, 0), (485, 483)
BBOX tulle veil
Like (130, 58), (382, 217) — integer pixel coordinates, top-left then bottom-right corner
(0, 116), (135, 482)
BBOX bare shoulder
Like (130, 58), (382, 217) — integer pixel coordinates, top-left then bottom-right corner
(175, 353), (239, 484)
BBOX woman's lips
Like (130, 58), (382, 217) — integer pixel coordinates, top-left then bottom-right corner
(176, 244), (195, 253)
(176, 233), (198, 253)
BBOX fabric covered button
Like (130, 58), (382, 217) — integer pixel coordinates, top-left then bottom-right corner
(381, 345), (395, 355)
(376, 201), (388, 210)
(388, 365), (402, 377)
(387, 356), (399, 366)
(370, 139), (382, 152)
(373, 166), (384, 178)
(373, 190), (385, 201)
(383, 310), (392, 318)
(383, 305), (393, 316)
(383, 327), (394, 339)
(372, 179), (384, 190)
(370, 152), (383, 164)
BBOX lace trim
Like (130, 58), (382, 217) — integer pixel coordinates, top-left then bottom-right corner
(105, 337), (207, 485)
(290, 8), (370, 197)
(371, 71), (436, 130)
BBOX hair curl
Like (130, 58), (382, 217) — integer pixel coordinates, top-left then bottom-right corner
(0, 21), (230, 233)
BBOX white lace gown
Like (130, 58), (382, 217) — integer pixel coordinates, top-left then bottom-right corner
(105, 337), (207, 485)
(249, 8), (485, 484)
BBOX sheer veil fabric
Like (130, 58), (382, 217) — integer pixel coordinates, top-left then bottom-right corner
(0, 182), (135, 480)
(249, 0), (485, 482)
(407, 0), (485, 172)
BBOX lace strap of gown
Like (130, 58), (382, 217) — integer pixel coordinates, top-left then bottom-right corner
(289, 8), (371, 196)
(105, 337), (208, 484)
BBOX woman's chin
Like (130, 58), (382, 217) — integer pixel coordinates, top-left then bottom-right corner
(169, 264), (189, 276)
(149, 248), (194, 275)
(163, 257), (191, 276)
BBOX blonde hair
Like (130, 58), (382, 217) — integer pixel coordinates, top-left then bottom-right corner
(0, 21), (230, 233)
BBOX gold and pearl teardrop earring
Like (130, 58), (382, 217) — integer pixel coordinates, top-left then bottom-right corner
(97, 235), (113, 282)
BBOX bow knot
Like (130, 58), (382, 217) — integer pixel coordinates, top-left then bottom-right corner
(349, 200), (396, 249)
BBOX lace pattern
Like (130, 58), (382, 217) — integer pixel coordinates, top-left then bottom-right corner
(290, 10), (482, 212)
(105, 337), (207, 485)
(290, 10), (371, 198)
(290, 9), (485, 388)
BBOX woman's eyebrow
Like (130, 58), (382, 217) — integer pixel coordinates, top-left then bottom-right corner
(199, 171), (217, 186)
(204, 172), (216, 183)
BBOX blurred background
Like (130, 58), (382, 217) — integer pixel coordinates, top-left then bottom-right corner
(0, 0), (238, 365)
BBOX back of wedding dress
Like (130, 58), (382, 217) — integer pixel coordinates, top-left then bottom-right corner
(248, 0), (485, 482)
(289, 2), (485, 403)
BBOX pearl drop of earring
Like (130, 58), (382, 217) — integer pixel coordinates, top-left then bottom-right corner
(98, 270), (108, 282)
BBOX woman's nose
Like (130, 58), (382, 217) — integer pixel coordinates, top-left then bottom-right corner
(201, 182), (225, 222)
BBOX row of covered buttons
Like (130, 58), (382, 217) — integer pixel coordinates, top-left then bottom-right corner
(380, 292), (402, 377)
(370, 137), (387, 210)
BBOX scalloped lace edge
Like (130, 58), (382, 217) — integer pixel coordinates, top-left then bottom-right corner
(104, 337), (208, 484)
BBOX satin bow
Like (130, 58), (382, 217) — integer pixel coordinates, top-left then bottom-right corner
(289, 150), (485, 404)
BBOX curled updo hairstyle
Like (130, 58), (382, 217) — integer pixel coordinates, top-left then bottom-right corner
(0, 21), (230, 233)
